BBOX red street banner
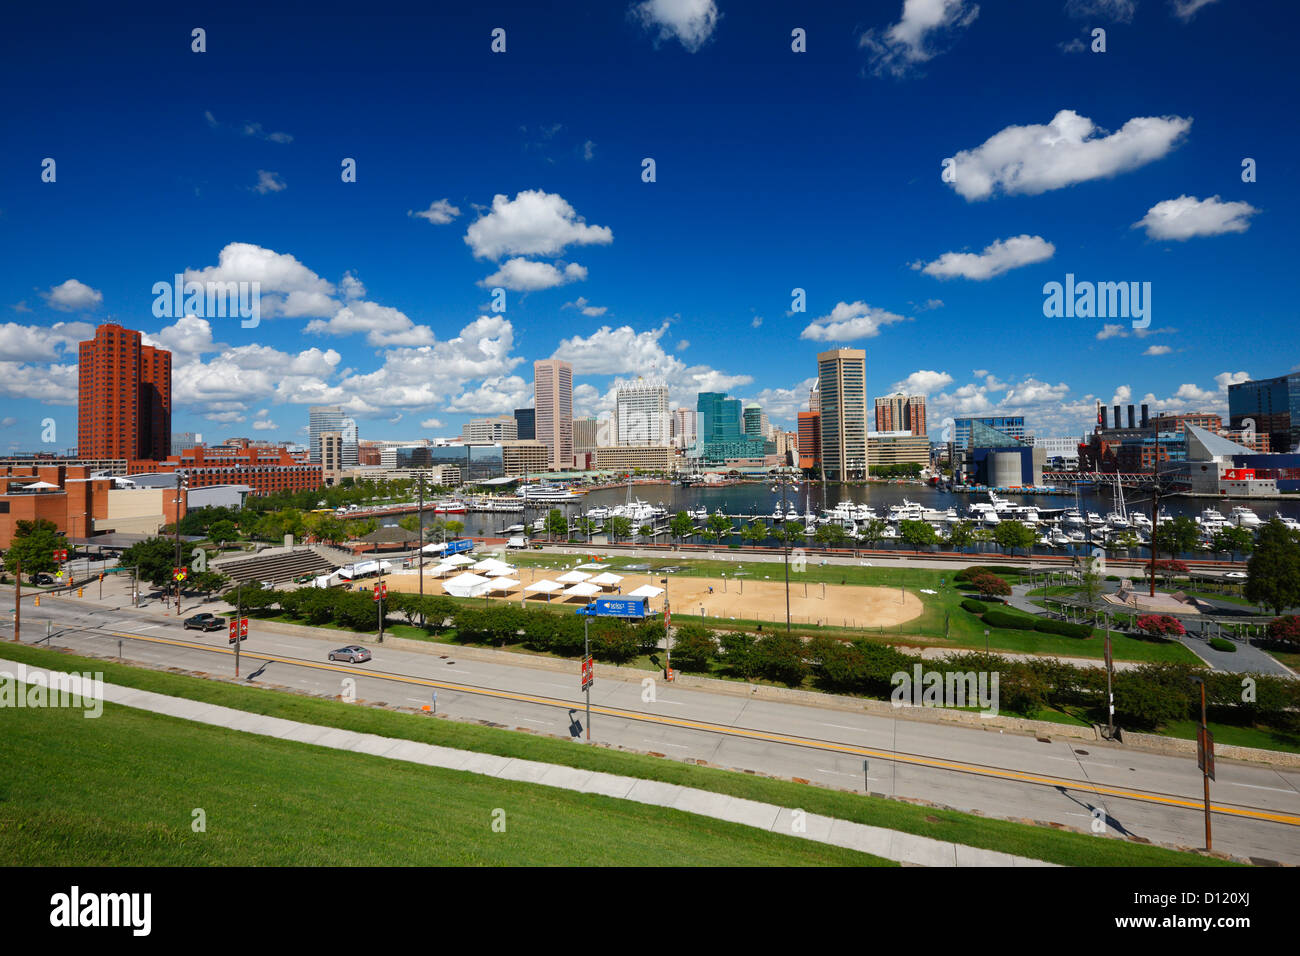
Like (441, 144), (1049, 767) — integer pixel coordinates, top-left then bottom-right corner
(372, 583), (388, 601)
(581, 656), (593, 691)
(53, 549), (67, 562)
(228, 619), (238, 641)
(239, 617), (249, 637)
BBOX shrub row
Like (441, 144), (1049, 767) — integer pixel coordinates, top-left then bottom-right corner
(980, 609), (1037, 630)
(959, 598), (986, 614)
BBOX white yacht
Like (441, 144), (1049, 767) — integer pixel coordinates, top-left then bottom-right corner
(688, 507), (708, 521)
(1061, 507), (1086, 528)
(1197, 508), (1229, 533)
(1277, 516), (1300, 532)
(518, 483), (584, 503)
(967, 501), (1000, 525)
(1229, 506), (1261, 529)
(1129, 512), (1152, 532)
(851, 503), (877, 523)
(770, 505), (785, 521)
(585, 506), (611, 522)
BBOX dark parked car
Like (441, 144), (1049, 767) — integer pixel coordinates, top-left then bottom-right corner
(33, 573), (56, 586)
(328, 645), (372, 663)
(184, 613), (225, 632)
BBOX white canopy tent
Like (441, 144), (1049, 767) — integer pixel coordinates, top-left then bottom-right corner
(487, 577), (520, 594)
(556, 570), (592, 584)
(589, 572), (624, 588)
(442, 572), (494, 598)
(441, 553), (475, 567)
(472, 558), (513, 573)
(627, 584), (664, 598)
(485, 566), (516, 578)
(524, 579), (563, 602)
(562, 582), (601, 599)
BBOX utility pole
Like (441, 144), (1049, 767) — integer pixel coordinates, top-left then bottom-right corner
(235, 581), (242, 678)
(173, 471), (187, 613)
(583, 612), (591, 740)
(1192, 676), (1213, 851)
(1104, 611), (1115, 739)
(1149, 429), (1160, 598)
(12, 557), (19, 642)
(417, 472), (425, 626)
(377, 560), (385, 643)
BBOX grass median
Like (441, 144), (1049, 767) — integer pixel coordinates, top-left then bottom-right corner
(0, 644), (1237, 867)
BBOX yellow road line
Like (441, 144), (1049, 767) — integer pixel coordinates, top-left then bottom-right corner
(97, 627), (1300, 827)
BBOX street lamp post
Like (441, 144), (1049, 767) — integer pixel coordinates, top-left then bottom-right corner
(772, 466), (798, 635)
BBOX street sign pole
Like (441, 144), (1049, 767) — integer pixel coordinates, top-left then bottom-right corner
(13, 557), (20, 643)
(1193, 677), (1214, 851)
(235, 582), (242, 678)
(584, 614), (591, 740)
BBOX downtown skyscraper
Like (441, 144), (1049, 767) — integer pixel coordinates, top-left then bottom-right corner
(533, 359), (573, 469)
(77, 323), (172, 461)
(817, 348), (867, 480)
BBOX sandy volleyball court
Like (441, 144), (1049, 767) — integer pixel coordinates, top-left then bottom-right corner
(386, 566), (923, 630)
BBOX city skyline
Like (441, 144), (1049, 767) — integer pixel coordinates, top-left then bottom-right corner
(2, 1), (1295, 454)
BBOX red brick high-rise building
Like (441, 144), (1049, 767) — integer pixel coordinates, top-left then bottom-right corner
(78, 323), (172, 461)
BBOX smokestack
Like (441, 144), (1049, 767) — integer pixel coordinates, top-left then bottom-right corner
(1128, 405), (1136, 429)
(1141, 404), (1149, 428)
(1114, 405), (1122, 431)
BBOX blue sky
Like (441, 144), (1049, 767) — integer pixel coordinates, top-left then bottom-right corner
(1, 0), (1296, 454)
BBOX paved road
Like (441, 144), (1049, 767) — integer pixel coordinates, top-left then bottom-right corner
(5, 589), (1299, 864)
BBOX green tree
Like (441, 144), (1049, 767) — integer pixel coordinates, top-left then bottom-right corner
(1210, 525), (1254, 560)
(607, 515), (632, 543)
(444, 519), (465, 539)
(993, 519), (1035, 555)
(544, 509), (568, 541)
(1078, 555), (1104, 604)
(858, 518), (889, 548)
(741, 521), (768, 549)
(947, 519), (976, 553)
(577, 517), (597, 542)
(1154, 515), (1199, 560)
(638, 523), (654, 543)
(668, 622), (716, 671)
(669, 511), (695, 546)
(207, 520), (237, 548)
(304, 513), (348, 546)
(898, 519), (937, 552)
(754, 632), (808, 686)
(118, 536), (181, 588)
(3, 519), (68, 584)
(705, 512), (732, 544)
(1245, 518), (1300, 615)
(719, 631), (760, 680)
(189, 569), (229, 599)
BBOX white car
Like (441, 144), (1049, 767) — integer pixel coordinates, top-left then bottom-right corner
(1224, 571), (1248, 579)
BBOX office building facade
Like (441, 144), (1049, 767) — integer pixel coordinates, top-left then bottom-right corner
(534, 359), (573, 468)
(614, 380), (670, 446)
(513, 407), (536, 441)
(816, 348), (867, 480)
(78, 323), (172, 461)
(1229, 372), (1300, 454)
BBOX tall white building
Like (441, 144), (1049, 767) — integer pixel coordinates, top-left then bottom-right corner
(309, 406), (343, 464)
(614, 379), (670, 446)
(534, 359), (573, 469)
(671, 408), (697, 449)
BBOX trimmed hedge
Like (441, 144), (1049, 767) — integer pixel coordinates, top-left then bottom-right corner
(1208, 637), (1237, 653)
(960, 598), (987, 614)
(1031, 618), (1093, 639)
(980, 609), (1037, 630)
(954, 565), (1024, 582)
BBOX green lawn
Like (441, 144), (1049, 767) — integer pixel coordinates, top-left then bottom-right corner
(0, 699), (889, 867)
(0, 644), (1233, 867)
(1160, 718), (1300, 755)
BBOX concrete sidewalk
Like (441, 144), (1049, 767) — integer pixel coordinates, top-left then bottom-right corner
(1, 657), (1056, 868)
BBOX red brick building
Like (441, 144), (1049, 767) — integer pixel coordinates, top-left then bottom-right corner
(128, 446), (321, 496)
(78, 324), (172, 461)
(798, 411), (821, 471)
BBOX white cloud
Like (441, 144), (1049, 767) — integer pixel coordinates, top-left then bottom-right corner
(1144, 345), (1172, 355)
(43, 279), (103, 312)
(583, 140), (596, 161)
(1171, 0), (1219, 19)
(305, 301), (435, 347)
(946, 109), (1191, 201)
(0, 361), (80, 405)
(142, 316), (217, 358)
(860, 0), (980, 78)
(675, 339), (690, 351)
(743, 378), (818, 427)
(251, 416), (278, 430)
(340, 272), (365, 301)
(241, 122), (293, 144)
(1132, 194), (1258, 240)
(420, 417), (445, 430)
(0, 416), (17, 427)
(253, 170), (286, 194)
(1096, 324), (1126, 340)
(409, 199), (461, 225)
(0, 320), (94, 361)
(799, 301), (909, 341)
(464, 190), (613, 260)
(631, 0), (720, 52)
(563, 296), (607, 317)
(913, 234), (1054, 280)
(1065, 0), (1136, 21)
(183, 242), (337, 320)
(478, 258), (587, 292)
(890, 370), (954, 395)
(446, 375), (532, 414)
